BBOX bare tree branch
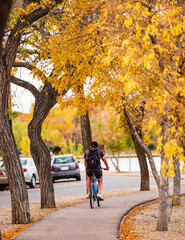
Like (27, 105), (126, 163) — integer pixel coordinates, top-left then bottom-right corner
(13, 61), (47, 82)
(10, 75), (40, 99)
(17, 48), (40, 56)
(13, 62), (35, 71)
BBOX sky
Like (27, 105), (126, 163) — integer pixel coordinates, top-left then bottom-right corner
(11, 68), (42, 113)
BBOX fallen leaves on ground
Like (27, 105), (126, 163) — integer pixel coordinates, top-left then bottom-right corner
(120, 196), (185, 240)
(0, 195), (85, 240)
(119, 201), (158, 240)
(0, 187), (144, 240)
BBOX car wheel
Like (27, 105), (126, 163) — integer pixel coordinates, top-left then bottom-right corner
(0, 185), (5, 191)
(29, 175), (36, 188)
(76, 174), (81, 181)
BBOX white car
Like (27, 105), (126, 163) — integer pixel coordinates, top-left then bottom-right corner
(0, 158), (39, 190)
(21, 158), (39, 188)
(0, 160), (3, 167)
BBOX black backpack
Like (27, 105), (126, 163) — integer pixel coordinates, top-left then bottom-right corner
(87, 149), (100, 168)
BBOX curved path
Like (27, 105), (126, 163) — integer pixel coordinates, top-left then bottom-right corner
(14, 183), (185, 240)
(14, 189), (160, 240)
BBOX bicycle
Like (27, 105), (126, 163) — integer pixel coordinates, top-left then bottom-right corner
(89, 168), (106, 209)
(89, 172), (100, 209)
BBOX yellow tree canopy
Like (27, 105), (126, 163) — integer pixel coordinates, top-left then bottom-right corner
(12, 0), (185, 165)
(96, 0), (185, 164)
(42, 106), (81, 149)
(40, 0), (111, 114)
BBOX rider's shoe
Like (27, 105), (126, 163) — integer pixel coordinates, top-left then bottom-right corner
(86, 194), (90, 199)
(97, 193), (104, 201)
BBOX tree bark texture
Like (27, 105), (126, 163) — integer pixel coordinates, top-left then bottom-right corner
(28, 82), (58, 209)
(172, 155), (181, 206)
(80, 111), (92, 152)
(156, 175), (169, 231)
(124, 103), (171, 231)
(0, 0), (12, 47)
(11, 67), (69, 209)
(123, 104), (160, 188)
(133, 138), (150, 191)
(123, 104), (151, 190)
(0, 66), (30, 224)
(156, 111), (170, 231)
(0, 0), (64, 224)
(124, 104), (160, 188)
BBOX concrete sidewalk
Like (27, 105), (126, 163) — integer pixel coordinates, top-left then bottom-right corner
(14, 189), (161, 240)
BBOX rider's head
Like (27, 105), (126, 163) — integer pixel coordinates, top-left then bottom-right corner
(91, 141), (98, 148)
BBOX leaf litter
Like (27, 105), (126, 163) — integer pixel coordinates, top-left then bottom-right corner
(120, 195), (185, 240)
(1, 186), (185, 240)
(0, 195), (85, 240)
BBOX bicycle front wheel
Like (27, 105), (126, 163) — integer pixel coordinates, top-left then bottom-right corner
(90, 183), (95, 209)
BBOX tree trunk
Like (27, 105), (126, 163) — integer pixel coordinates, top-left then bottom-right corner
(124, 103), (171, 231)
(156, 111), (169, 231)
(133, 138), (150, 191)
(124, 105), (150, 191)
(110, 153), (121, 172)
(28, 120), (55, 209)
(80, 111), (92, 194)
(0, 0), (12, 47)
(0, 67), (30, 224)
(11, 71), (68, 209)
(115, 158), (120, 172)
(80, 111), (92, 151)
(123, 103), (160, 188)
(156, 174), (169, 231)
(172, 155), (181, 206)
(28, 83), (58, 209)
(0, 0), (64, 222)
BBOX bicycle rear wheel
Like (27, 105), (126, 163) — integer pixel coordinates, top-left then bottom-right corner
(97, 199), (100, 207)
(90, 183), (95, 209)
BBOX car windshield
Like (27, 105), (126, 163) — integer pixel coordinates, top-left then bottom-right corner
(21, 159), (27, 166)
(54, 157), (74, 164)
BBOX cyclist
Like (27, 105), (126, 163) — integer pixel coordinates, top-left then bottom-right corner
(84, 141), (109, 201)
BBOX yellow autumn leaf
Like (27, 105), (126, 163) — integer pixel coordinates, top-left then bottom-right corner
(122, 55), (131, 65)
(162, 169), (166, 176)
(118, 74), (124, 82)
(121, 39), (129, 48)
(161, 160), (168, 170)
(182, 165), (185, 174)
(124, 17), (133, 27)
(170, 126), (176, 134)
(156, 127), (162, 136)
(105, 55), (112, 65)
(167, 171), (175, 177)
(117, 4), (122, 10)
(148, 119), (157, 131)
(144, 61), (151, 70)
(124, 80), (139, 95)
(164, 140), (178, 158)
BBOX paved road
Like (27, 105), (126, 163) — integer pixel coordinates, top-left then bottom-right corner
(13, 183), (185, 240)
(14, 189), (160, 240)
(0, 176), (157, 207)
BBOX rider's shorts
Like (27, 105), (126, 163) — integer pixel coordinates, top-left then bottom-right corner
(86, 166), (102, 179)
